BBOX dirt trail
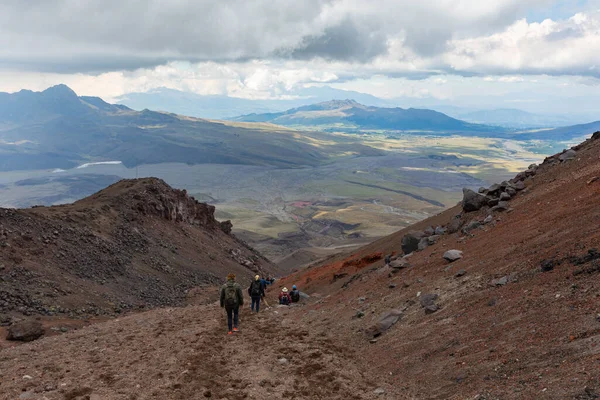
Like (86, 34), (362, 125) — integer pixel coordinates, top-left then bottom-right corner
(0, 301), (381, 400)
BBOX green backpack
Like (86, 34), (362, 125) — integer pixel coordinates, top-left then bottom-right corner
(224, 285), (238, 308)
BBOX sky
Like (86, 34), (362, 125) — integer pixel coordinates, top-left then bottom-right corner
(1, 0), (600, 115)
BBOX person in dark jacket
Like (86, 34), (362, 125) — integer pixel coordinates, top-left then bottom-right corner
(220, 273), (244, 334)
(290, 285), (300, 303)
(248, 275), (265, 313)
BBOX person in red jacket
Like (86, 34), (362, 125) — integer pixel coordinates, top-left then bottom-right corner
(279, 287), (292, 305)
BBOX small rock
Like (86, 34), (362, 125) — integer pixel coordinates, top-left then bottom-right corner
(22, 375), (33, 380)
(455, 269), (466, 277)
(487, 197), (499, 207)
(559, 149), (577, 162)
(374, 388), (386, 395)
(370, 339), (378, 344)
(356, 310), (365, 318)
(358, 297), (366, 303)
(483, 215), (493, 224)
(499, 192), (511, 201)
(540, 259), (556, 272)
(417, 237), (429, 251)
(447, 217), (464, 234)
(434, 226), (447, 235)
(443, 250), (463, 262)
(587, 176), (599, 185)
(427, 235), (440, 245)
(491, 201), (509, 212)
(389, 283), (397, 289)
(488, 298), (497, 306)
(389, 259), (409, 270)
(463, 221), (481, 233)
(420, 293), (439, 308)
(425, 305), (439, 314)
(278, 358), (288, 364)
(491, 276), (509, 286)
(424, 226), (435, 236)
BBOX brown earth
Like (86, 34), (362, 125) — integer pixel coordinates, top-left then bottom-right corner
(0, 299), (381, 400)
(0, 178), (280, 321)
(1, 134), (600, 399)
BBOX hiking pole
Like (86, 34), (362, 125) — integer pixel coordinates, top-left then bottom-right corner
(262, 296), (270, 308)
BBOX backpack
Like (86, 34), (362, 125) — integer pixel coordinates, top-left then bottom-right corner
(281, 293), (291, 305)
(291, 290), (300, 303)
(224, 285), (238, 308)
(250, 281), (262, 297)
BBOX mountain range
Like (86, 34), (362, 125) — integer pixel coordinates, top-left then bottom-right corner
(231, 99), (493, 132)
(115, 86), (594, 128)
(1, 85), (599, 174)
(0, 85), (341, 171)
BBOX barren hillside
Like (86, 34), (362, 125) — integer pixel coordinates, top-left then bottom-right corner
(0, 178), (279, 321)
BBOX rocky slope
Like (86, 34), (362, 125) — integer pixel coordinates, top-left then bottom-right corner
(0, 178), (279, 320)
(278, 131), (600, 398)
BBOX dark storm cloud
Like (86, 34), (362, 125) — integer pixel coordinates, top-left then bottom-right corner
(285, 18), (388, 61)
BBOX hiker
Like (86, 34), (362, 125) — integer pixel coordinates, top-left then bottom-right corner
(279, 287), (292, 305)
(220, 273), (244, 334)
(290, 285), (300, 303)
(248, 275), (265, 312)
(260, 276), (269, 291)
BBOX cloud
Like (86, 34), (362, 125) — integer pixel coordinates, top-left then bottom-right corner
(0, 0), (553, 73)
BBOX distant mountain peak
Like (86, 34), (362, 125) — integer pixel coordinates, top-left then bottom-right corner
(42, 84), (78, 99)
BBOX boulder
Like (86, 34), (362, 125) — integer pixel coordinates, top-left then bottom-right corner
(514, 181), (526, 191)
(487, 183), (502, 194)
(506, 187), (517, 197)
(401, 231), (424, 254)
(483, 215), (494, 224)
(366, 309), (403, 338)
(462, 188), (488, 212)
(443, 250), (463, 262)
(491, 201), (509, 212)
(447, 217), (464, 234)
(424, 226), (435, 236)
(7, 321), (44, 342)
(434, 226), (447, 235)
(462, 220), (481, 234)
(559, 149), (577, 162)
(500, 181), (510, 190)
(427, 235), (440, 245)
(478, 187), (487, 194)
(417, 238), (429, 251)
(487, 198), (499, 207)
(499, 192), (511, 201)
